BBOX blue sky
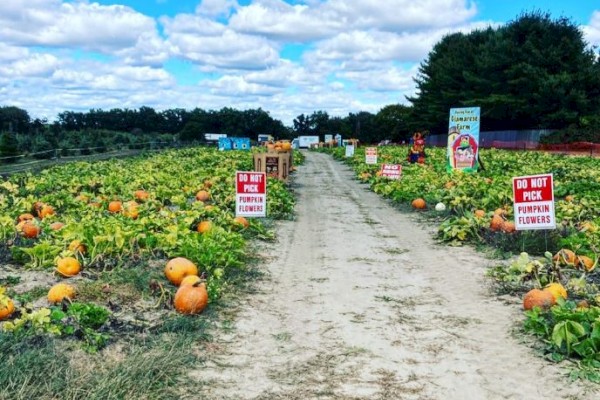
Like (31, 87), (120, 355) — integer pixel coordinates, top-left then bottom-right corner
(1, 1), (598, 126)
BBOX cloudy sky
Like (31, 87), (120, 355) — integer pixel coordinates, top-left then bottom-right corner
(1, 0), (599, 126)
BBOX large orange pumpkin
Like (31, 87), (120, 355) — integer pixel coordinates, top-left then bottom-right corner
(164, 257), (199, 286)
(411, 198), (426, 209)
(56, 256), (81, 277)
(195, 190), (210, 202)
(48, 283), (76, 304)
(174, 282), (208, 314)
(523, 288), (555, 310)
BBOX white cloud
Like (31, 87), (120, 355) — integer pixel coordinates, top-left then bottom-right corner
(196, 0), (240, 18)
(0, 43), (29, 62)
(201, 75), (280, 96)
(0, 0), (161, 54)
(229, 0), (478, 42)
(3, 53), (61, 78)
(167, 29), (280, 70)
(582, 10), (600, 48)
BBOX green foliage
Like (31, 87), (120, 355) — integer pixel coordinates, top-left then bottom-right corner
(0, 132), (20, 163)
(523, 301), (600, 381)
(409, 12), (600, 133)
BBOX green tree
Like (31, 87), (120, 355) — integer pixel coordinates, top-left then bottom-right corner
(0, 132), (20, 163)
(408, 12), (600, 133)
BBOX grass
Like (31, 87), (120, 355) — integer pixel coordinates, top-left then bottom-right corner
(0, 257), (263, 400)
(0, 331), (202, 400)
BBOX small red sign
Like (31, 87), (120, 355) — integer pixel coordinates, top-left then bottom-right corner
(380, 164), (401, 179)
(236, 172), (266, 217)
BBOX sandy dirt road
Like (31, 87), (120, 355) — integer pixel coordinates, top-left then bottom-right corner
(194, 151), (598, 400)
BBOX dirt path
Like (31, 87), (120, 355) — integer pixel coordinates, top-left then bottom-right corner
(194, 152), (597, 400)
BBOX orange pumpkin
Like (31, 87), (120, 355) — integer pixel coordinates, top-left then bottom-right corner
(56, 256), (81, 277)
(523, 288), (555, 310)
(233, 216), (249, 229)
(108, 201), (123, 213)
(134, 190), (149, 202)
(411, 198), (426, 209)
(174, 282), (208, 314)
(164, 257), (199, 286)
(0, 298), (15, 321)
(444, 181), (455, 189)
(48, 283), (76, 304)
(21, 222), (41, 239)
(203, 180), (213, 189)
(195, 190), (210, 202)
(565, 195), (574, 202)
(197, 221), (213, 234)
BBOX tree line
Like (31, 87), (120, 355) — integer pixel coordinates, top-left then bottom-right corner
(2, 11), (599, 161)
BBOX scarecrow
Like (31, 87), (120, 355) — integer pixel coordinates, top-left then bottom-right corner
(408, 131), (426, 164)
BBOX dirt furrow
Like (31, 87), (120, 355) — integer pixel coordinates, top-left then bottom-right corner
(193, 151), (597, 400)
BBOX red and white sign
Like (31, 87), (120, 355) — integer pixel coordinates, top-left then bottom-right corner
(512, 173), (555, 230)
(365, 147), (378, 164)
(236, 171), (266, 217)
(380, 164), (401, 179)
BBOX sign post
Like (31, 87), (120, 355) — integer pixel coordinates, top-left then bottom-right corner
(512, 173), (555, 230)
(236, 171), (266, 217)
(365, 147), (378, 164)
(380, 164), (401, 179)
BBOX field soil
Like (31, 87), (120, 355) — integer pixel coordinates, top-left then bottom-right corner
(194, 152), (598, 400)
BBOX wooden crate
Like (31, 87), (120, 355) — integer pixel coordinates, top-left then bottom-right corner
(253, 152), (290, 181)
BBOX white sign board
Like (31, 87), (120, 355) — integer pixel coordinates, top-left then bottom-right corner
(365, 147), (378, 164)
(236, 171), (266, 217)
(512, 173), (555, 230)
(324, 134), (333, 143)
(345, 145), (355, 157)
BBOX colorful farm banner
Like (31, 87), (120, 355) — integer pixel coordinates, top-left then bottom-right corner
(380, 164), (401, 179)
(512, 173), (556, 230)
(236, 171), (266, 217)
(447, 107), (481, 172)
(365, 147), (378, 164)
